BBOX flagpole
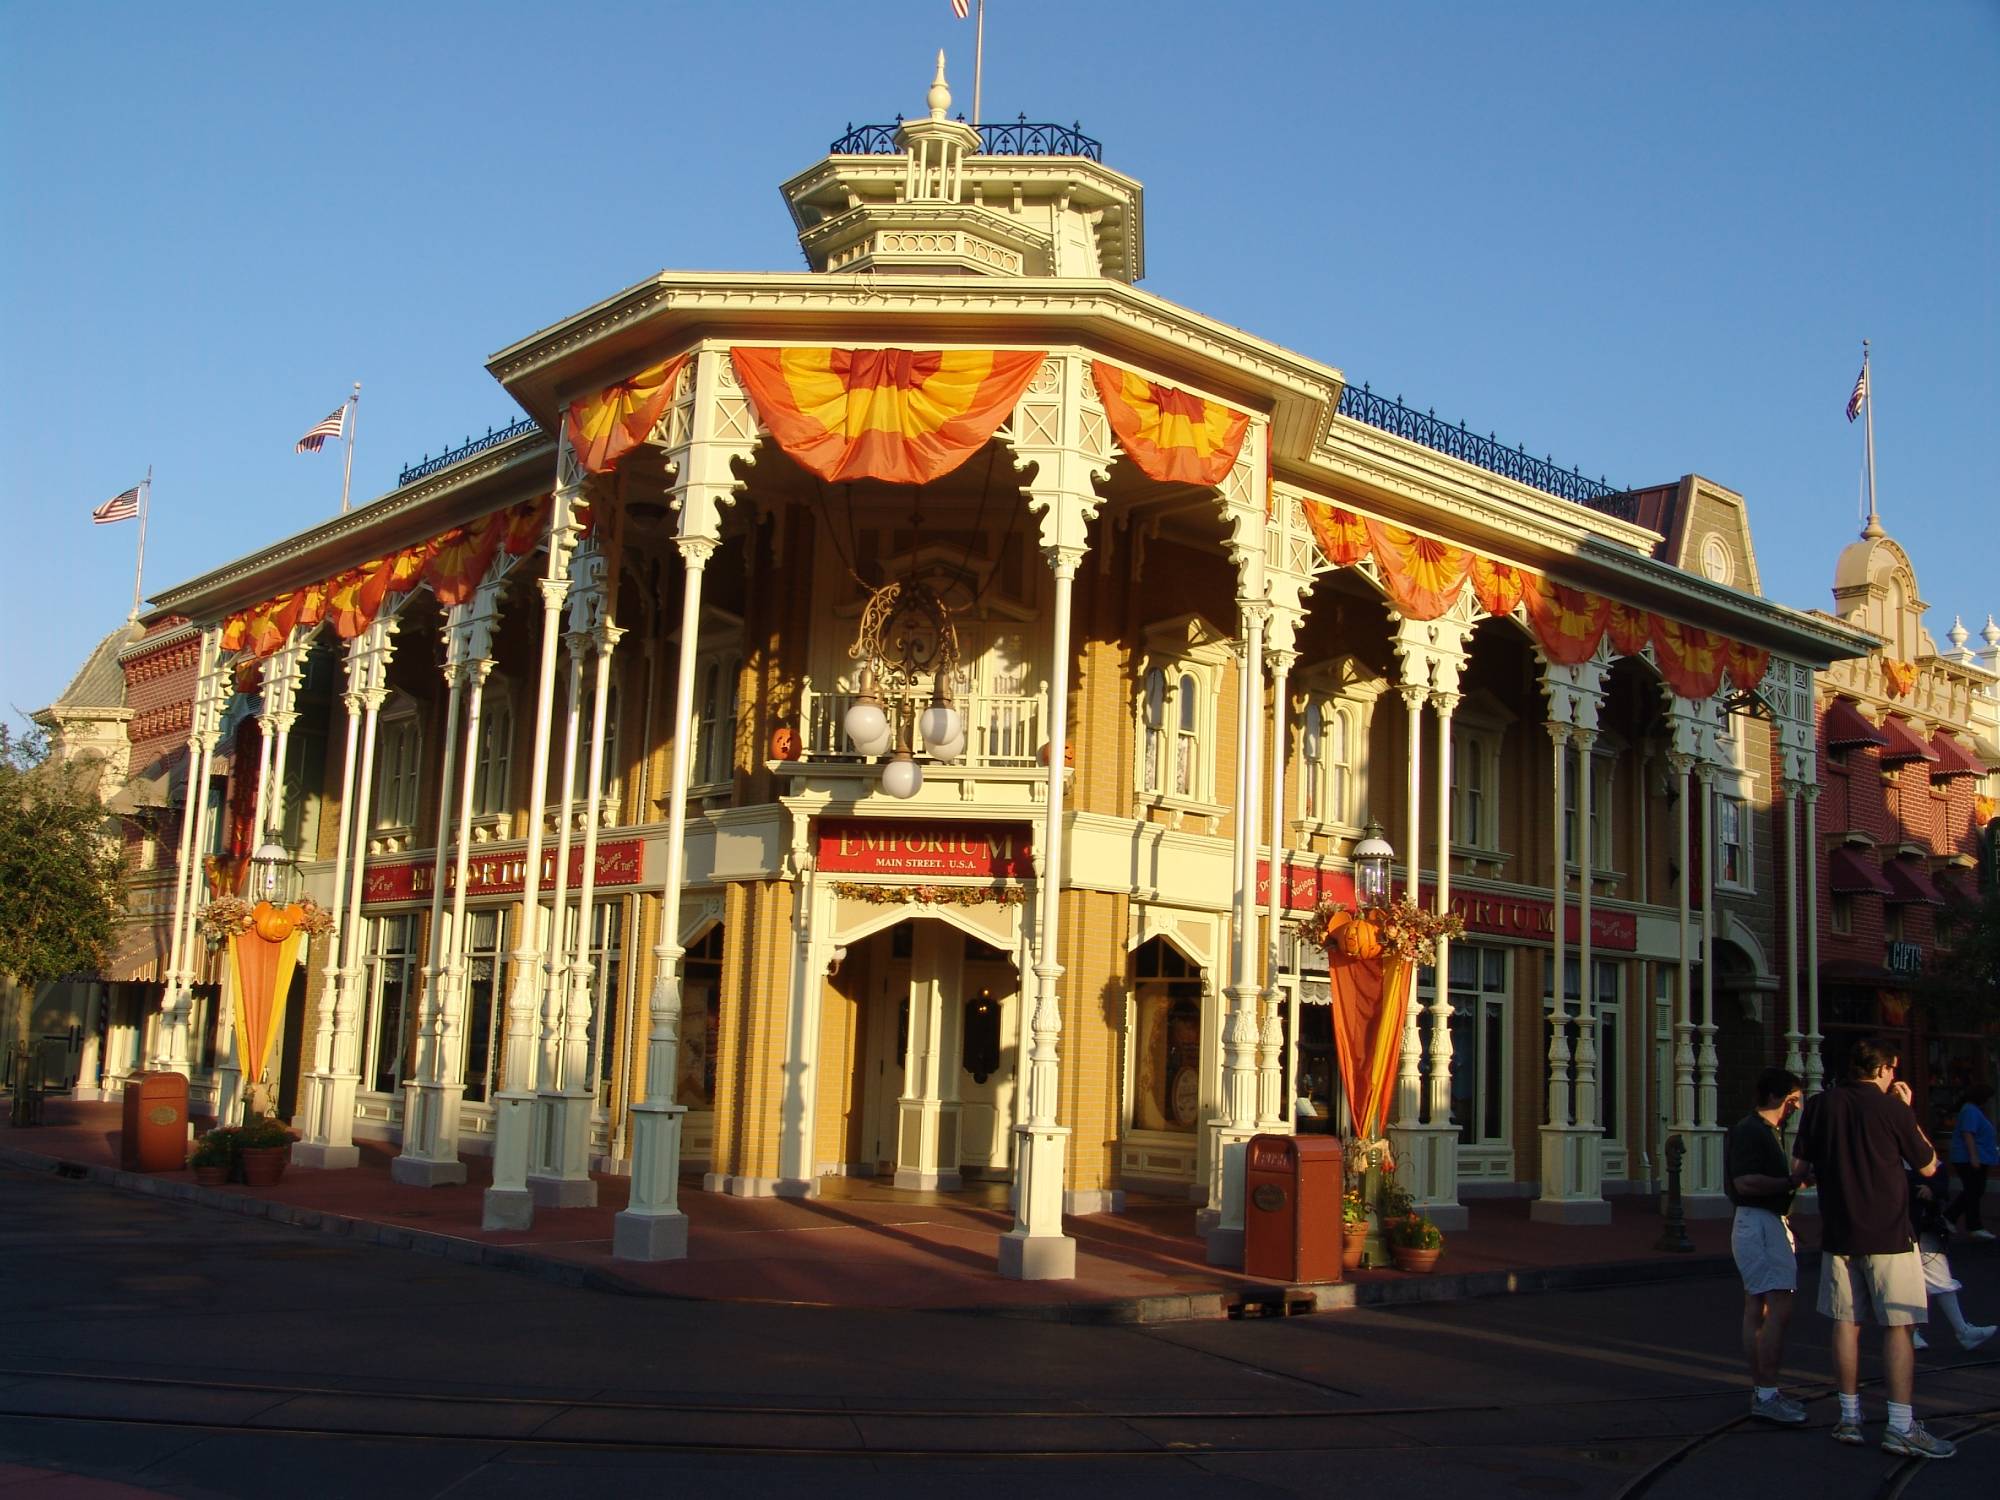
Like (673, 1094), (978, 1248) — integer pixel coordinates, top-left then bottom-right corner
(131, 466), (152, 621)
(973, 0), (985, 127)
(1860, 341), (1879, 538)
(339, 380), (361, 516)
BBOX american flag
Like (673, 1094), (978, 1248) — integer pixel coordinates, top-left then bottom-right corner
(951, 0), (970, 17)
(296, 404), (347, 452)
(92, 485), (141, 524)
(1846, 364), (1868, 423)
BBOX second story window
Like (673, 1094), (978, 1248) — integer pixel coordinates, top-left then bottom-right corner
(373, 712), (421, 833)
(692, 656), (741, 790)
(471, 690), (513, 819)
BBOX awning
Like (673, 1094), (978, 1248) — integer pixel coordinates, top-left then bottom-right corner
(1828, 846), (1895, 896)
(1823, 697), (1889, 751)
(1929, 731), (1989, 781)
(1881, 859), (1946, 906)
(1878, 715), (1939, 765)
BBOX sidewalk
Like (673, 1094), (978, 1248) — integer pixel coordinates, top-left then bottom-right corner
(2, 1099), (1741, 1322)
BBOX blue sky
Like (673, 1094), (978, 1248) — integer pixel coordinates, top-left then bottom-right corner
(3, 1), (1994, 723)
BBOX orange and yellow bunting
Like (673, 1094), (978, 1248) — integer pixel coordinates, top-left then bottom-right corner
(1301, 499), (1370, 566)
(1363, 520), (1472, 622)
(1327, 953), (1414, 1140)
(731, 346), (1044, 485)
(1649, 617), (1728, 699)
(427, 516), (507, 607)
(1606, 601), (1652, 658)
(1468, 555), (1530, 617)
(565, 354), (690, 475)
(1521, 577), (1611, 665)
(1090, 361), (1250, 486)
(1722, 639), (1770, 692)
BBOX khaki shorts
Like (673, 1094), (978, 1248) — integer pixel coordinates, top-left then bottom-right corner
(1818, 1249), (1927, 1327)
(1731, 1207), (1797, 1295)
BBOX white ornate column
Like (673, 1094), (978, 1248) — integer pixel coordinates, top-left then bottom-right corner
(615, 346), (742, 1260)
(395, 583), (498, 1187)
(296, 616), (398, 1167)
(1393, 681), (1426, 1126)
(1668, 748), (1697, 1131)
(1801, 783), (1824, 1092)
(155, 627), (226, 1075)
(1572, 723), (1599, 1130)
(1256, 611), (1301, 1132)
(294, 643), (364, 1149)
(1421, 679), (1467, 1230)
(484, 480), (582, 1231)
(546, 546), (622, 1205)
(1780, 777), (1804, 1077)
(998, 352), (1107, 1281)
(1682, 728), (1728, 1211)
(529, 542), (599, 1206)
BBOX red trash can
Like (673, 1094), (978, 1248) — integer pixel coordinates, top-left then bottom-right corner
(120, 1071), (189, 1173)
(1243, 1133), (1344, 1283)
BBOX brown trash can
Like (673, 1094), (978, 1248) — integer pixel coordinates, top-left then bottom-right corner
(1242, 1132), (1344, 1283)
(120, 1072), (189, 1173)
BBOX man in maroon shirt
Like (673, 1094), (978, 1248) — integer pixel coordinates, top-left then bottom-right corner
(1792, 1038), (1952, 1460)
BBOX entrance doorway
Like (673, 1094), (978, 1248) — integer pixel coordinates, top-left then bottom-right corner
(839, 917), (1020, 1190)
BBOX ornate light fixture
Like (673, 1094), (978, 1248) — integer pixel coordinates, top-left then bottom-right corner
(1352, 820), (1393, 908)
(843, 576), (963, 798)
(248, 840), (298, 904)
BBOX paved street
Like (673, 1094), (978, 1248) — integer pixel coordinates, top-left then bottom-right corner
(2, 1166), (1996, 1497)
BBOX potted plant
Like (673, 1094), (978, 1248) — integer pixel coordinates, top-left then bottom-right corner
(1389, 1211), (1445, 1274)
(1340, 1188), (1369, 1270)
(233, 1115), (297, 1187)
(188, 1129), (233, 1187)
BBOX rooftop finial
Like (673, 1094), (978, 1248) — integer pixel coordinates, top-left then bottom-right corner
(1984, 615), (2000, 649)
(1948, 615), (1969, 652)
(927, 50), (951, 121)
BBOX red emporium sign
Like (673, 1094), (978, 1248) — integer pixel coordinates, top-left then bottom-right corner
(1256, 858), (1638, 951)
(817, 820), (1034, 879)
(362, 838), (645, 906)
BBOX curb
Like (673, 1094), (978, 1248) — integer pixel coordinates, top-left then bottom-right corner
(1, 1144), (1735, 1324)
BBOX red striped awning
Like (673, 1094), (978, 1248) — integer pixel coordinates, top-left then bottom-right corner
(1928, 732), (1988, 781)
(1827, 846), (1894, 897)
(1881, 859), (1946, 906)
(1877, 715), (1939, 765)
(1822, 697), (1889, 751)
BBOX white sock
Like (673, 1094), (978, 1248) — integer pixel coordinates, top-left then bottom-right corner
(1754, 1385), (1778, 1402)
(1839, 1392), (1862, 1424)
(1887, 1400), (1912, 1434)
(1934, 1290), (1969, 1336)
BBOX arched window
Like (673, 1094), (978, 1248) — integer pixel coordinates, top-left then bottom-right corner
(471, 691), (513, 818)
(1142, 668), (1167, 794)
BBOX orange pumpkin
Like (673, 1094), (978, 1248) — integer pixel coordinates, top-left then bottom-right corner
(252, 901), (295, 943)
(1337, 918), (1382, 960)
(769, 725), (801, 761)
(282, 903), (306, 925)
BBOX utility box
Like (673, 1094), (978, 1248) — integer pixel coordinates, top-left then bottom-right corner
(120, 1071), (189, 1173)
(1243, 1132), (1344, 1284)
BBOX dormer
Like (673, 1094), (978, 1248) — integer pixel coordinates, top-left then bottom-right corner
(781, 53), (1145, 283)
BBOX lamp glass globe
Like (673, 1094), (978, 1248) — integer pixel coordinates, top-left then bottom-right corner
(927, 729), (966, 763)
(844, 700), (890, 755)
(880, 755), (924, 799)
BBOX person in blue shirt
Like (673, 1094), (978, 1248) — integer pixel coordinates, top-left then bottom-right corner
(1946, 1083), (1997, 1241)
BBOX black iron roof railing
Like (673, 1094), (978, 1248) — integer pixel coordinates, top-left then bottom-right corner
(397, 418), (542, 488)
(830, 115), (1102, 162)
(1334, 383), (1639, 524)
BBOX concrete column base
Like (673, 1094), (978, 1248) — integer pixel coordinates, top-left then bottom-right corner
(893, 1167), (963, 1192)
(290, 1142), (360, 1170)
(1389, 1121), (1466, 1231)
(612, 1209), (689, 1262)
(1528, 1196), (1613, 1225)
(389, 1155), (467, 1188)
(528, 1173), (599, 1208)
(1205, 1225), (1245, 1268)
(1064, 1188), (1124, 1216)
(481, 1187), (534, 1231)
(997, 1229), (1077, 1280)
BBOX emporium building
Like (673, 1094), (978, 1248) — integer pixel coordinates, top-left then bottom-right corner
(119, 67), (1874, 1276)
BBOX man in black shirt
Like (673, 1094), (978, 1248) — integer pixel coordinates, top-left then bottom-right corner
(1725, 1067), (1808, 1424)
(1792, 1038), (1952, 1460)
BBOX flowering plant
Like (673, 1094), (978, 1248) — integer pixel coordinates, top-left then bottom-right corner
(291, 898), (337, 937)
(1292, 896), (1463, 966)
(1388, 1211), (1444, 1251)
(1341, 1187), (1368, 1229)
(196, 897), (255, 947)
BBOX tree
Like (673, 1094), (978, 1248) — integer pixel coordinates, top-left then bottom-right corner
(0, 725), (126, 1035)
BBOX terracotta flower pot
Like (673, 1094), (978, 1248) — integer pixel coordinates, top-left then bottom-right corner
(1392, 1245), (1441, 1274)
(1342, 1225), (1368, 1271)
(239, 1146), (288, 1187)
(192, 1165), (228, 1188)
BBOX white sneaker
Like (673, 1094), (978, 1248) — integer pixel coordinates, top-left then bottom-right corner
(1960, 1324), (1996, 1350)
(1912, 1328), (1929, 1349)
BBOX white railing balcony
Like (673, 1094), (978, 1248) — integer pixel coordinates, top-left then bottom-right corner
(798, 679), (1046, 768)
